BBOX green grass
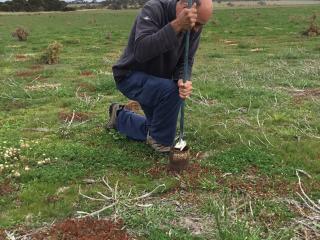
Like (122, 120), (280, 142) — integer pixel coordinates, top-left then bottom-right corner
(1, 5), (320, 239)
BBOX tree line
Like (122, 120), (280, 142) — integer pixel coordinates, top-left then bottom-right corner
(0, 0), (152, 11)
(0, 0), (72, 12)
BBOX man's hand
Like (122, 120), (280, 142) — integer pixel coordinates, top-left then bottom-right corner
(171, 3), (197, 33)
(178, 80), (192, 99)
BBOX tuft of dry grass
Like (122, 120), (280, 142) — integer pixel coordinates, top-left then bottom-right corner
(11, 27), (29, 41)
(40, 41), (63, 64)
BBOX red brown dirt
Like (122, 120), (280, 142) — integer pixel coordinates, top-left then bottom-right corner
(77, 82), (96, 92)
(0, 180), (15, 196)
(147, 160), (297, 198)
(29, 65), (44, 70)
(15, 54), (28, 61)
(0, 229), (6, 239)
(293, 88), (320, 103)
(16, 70), (39, 77)
(4, 100), (27, 110)
(4, 218), (131, 240)
(58, 111), (90, 122)
(80, 71), (94, 77)
(218, 173), (297, 198)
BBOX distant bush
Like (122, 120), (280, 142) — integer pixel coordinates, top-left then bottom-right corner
(62, 6), (77, 12)
(11, 27), (29, 41)
(40, 41), (63, 65)
(102, 0), (148, 10)
(0, 0), (68, 12)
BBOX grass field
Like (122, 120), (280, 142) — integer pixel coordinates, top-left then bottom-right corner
(0, 4), (320, 239)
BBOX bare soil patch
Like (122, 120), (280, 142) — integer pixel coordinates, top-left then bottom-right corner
(16, 70), (39, 78)
(0, 180), (15, 196)
(15, 54), (29, 61)
(2, 218), (131, 240)
(148, 161), (297, 198)
(80, 70), (95, 77)
(0, 229), (6, 239)
(29, 65), (44, 70)
(4, 100), (28, 110)
(58, 111), (90, 122)
(292, 88), (320, 103)
(219, 172), (295, 198)
(77, 82), (96, 92)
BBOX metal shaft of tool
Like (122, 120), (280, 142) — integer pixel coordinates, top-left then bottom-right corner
(178, 0), (193, 144)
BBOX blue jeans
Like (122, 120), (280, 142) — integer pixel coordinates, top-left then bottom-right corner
(116, 72), (182, 146)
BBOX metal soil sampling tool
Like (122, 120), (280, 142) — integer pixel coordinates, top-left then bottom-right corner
(169, 0), (193, 171)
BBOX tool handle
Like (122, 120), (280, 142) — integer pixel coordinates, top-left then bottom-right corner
(179, 0), (193, 142)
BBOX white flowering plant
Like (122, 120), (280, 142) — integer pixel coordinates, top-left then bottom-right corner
(0, 139), (57, 178)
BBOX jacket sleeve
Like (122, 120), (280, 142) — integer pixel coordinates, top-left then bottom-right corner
(134, 3), (179, 63)
(173, 28), (202, 81)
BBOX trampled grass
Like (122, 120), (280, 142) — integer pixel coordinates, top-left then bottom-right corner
(0, 5), (320, 239)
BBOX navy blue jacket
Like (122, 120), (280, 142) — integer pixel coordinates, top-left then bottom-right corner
(112, 0), (202, 82)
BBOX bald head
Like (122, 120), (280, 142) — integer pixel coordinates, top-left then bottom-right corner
(196, 0), (213, 24)
(176, 0), (213, 32)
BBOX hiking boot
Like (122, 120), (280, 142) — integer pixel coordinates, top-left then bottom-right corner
(147, 134), (171, 153)
(105, 103), (124, 130)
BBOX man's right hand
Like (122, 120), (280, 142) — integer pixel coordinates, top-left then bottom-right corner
(171, 3), (198, 33)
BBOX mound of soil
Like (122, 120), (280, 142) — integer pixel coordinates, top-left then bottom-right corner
(29, 65), (44, 70)
(147, 161), (297, 198)
(3, 218), (131, 240)
(58, 111), (90, 122)
(15, 54), (28, 61)
(0, 180), (15, 196)
(148, 162), (214, 185)
(80, 71), (94, 77)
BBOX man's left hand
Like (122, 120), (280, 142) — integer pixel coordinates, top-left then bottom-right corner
(178, 79), (192, 99)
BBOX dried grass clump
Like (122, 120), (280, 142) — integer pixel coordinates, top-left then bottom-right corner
(40, 41), (63, 64)
(11, 27), (29, 41)
(302, 14), (320, 37)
